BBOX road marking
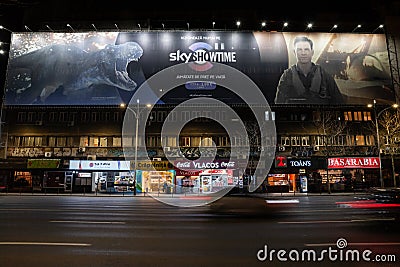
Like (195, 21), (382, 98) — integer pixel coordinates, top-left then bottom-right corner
(50, 220), (125, 224)
(266, 199), (299, 204)
(278, 218), (395, 224)
(0, 242), (91, 246)
(306, 242), (400, 247)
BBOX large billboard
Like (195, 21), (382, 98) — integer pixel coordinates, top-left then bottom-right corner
(3, 31), (394, 106)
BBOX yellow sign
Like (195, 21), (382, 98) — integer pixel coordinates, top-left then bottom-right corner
(27, 159), (61, 169)
(134, 161), (173, 171)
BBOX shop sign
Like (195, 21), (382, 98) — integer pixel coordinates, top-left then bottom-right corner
(69, 160), (131, 170)
(174, 159), (236, 170)
(275, 156), (287, 168)
(135, 160), (174, 171)
(328, 157), (380, 169)
(27, 159), (61, 169)
(288, 159), (311, 167)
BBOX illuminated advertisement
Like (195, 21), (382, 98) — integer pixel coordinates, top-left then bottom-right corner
(4, 31), (394, 106)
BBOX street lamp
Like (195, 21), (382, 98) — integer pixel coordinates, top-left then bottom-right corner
(368, 100), (399, 188)
(124, 99), (152, 195)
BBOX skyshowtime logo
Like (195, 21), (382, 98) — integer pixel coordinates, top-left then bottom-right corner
(169, 41), (237, 71)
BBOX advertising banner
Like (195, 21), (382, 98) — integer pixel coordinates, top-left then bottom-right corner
(4, 31), (394, 106)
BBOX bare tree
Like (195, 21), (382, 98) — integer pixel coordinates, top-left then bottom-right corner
(376, 109), (400, 187)
(313, 108), (348, 193)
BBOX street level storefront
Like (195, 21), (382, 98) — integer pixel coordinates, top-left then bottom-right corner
(69, 160), (132, 193)
(327, 157), (381, 189)
(266, 157), (326, 193)
(173, 159), (239, 194)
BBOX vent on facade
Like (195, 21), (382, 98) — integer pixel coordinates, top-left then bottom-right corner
(313, 146), (320, 151)
(35, 120), (43, 125)
(44, 152), (52, 157)
(78, 147), (86, 153)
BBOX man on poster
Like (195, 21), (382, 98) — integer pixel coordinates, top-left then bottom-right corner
(274, 36), (345, 105)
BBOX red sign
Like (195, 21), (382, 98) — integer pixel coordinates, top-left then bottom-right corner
(275, 156), (287, 168)
(328, 157), (380, 169)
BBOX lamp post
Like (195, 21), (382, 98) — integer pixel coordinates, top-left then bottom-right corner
(125, 99), (151, 195)
(368, 100), (399, 188)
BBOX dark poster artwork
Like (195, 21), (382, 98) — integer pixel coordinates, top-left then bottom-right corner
(3, 31), (394, 106)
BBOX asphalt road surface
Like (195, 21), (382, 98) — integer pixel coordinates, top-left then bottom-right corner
(0, 194), (399, 267)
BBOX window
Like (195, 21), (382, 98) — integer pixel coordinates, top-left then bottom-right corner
(363, 111), (371, 121)
(355, 135), (365, 146)
(99, 137), (108, 147)
(89, 137), (99, 147)
(80, 137), (89, 147)
(114, 137), (122, 147)
(353, 111), (362, 121)
(181, 137), (191, 147)
(201, 137), (213, 147)
(17, 112), (26, 123)
(290, 136), (300, 146)
(49, 137), (56, 147)
(301, 136), (310, 146)
(344, 111), (353, 121)
(280, 136), (290, 146)
(91, 112), (98, 122)
(57, 137), (66, 147)
(81, 112), (89, 122)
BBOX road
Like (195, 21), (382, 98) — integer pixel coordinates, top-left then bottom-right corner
(0, 194), (399, 267)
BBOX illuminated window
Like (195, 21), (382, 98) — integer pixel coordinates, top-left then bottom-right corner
(363, 111), (371, 121)
(355, 135), (365, 145)
(344, 111), (353, 121)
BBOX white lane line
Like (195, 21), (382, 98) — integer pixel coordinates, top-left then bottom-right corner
(0, 242), (91, 246)
(306, 242), (400, 247)
(50, 220), (125, 224)
(266, 199), (300, 204)
(278, 218), (395, 224)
